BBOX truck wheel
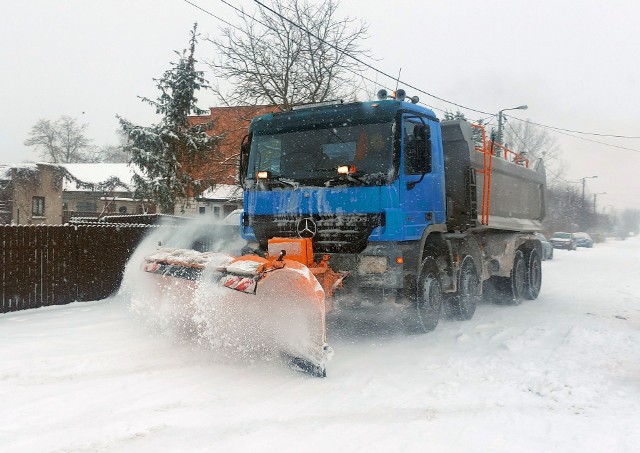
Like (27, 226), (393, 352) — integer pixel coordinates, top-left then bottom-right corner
(487, 250), (526, 305)
(404, 257), (442, 333)
(445, 255), (479, 320)
(509, 250), (526, 304)
(524, 250), (542, 300)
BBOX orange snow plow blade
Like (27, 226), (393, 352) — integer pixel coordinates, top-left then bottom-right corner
(140, 238), (342, 377)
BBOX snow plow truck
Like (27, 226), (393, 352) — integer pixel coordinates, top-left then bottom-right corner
(142, 90), (546, 377)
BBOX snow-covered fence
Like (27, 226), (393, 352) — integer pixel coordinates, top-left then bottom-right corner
(1, 225), (150, 313)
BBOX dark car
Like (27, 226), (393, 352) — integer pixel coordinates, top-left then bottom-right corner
(549, 232), (577, 250)
(574, 232), (594, 248)
(534, 233), (553, 260)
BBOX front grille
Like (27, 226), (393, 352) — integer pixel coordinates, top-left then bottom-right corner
(250, 213), (385, 254)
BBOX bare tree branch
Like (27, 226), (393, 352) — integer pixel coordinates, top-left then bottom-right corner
(24, 117), (94, 163)
(206, 0), (368, 109)
(504, 118), (567, 186)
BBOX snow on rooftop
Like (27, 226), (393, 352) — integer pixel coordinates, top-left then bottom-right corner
(199, 184), (243, 201)
(0, 165), (10, 180)
(0, 163), (57, 181)
(62, 163), (138, 192)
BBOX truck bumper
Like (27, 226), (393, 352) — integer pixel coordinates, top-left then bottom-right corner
(318, 242), (406, 289)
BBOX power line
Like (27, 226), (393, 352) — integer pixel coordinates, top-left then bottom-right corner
(182, 0), (246, 34)
(504, 120), (534, 156)
(193, 0), (398, 102)
(509, 117), (640, 154)
(249, 0), (640, 139)
(508, 117), (640, 139)
(248, 0), (495, 116)
(186, 0), (640, 146)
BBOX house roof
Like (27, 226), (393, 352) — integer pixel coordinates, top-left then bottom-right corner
(0, 165), (11, 181)
(62, 163), (137, 192)
(0, 163), (64, 182)
(199, 184), (243, 201)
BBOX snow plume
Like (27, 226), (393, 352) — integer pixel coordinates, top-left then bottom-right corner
(189, 263), (328, 369)
(118, 216), (326, 371)
(118, 216), (245, 340)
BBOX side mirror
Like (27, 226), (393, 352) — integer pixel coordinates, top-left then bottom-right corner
(239, 134), (251, 187)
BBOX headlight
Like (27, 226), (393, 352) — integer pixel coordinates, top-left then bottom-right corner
(358, 256), (388, 274)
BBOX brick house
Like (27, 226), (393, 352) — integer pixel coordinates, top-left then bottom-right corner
(178, 105), (279, 217)
(188, 105), (279, 185)
(0, 163), (65, 225)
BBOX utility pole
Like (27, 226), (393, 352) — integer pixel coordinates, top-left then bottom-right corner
(496, 104), (528, 146)
(593, 192), (606, 214)
(580, 175), (598, 230)
(581, 175), (598, 211)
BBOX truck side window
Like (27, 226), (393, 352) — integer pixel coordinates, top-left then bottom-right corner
(404, 119), (432, 174)
(255, 137), (282, 175)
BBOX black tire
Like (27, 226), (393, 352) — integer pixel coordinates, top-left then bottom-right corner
(488, 250), (526, 305)
(510, 250), (527, 304)
(445, 255), (479, 320)
(404, 257), (442, 333)
(524, 249), (542, 300)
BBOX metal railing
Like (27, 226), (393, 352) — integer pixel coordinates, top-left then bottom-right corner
(470, 123), (529, 225)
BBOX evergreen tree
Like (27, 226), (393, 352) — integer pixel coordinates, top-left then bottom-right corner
(442, 110), (467, 121)
(117, 24), (220, 213)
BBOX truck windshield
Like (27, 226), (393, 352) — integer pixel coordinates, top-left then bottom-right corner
(246, 121), (394, 187)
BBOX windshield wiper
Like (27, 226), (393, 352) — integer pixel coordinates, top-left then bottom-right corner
(256, 175), (297, 189)
(325, 173), (366, 187)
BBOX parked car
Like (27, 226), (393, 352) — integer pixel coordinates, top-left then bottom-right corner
(534, 232), (554, 260)
(573, 232), (593, 249)
(549, 232), (577, 250)
(574, 232), (594, 248)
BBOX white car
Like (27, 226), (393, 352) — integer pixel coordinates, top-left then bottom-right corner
(223, 209), (243, 226)
(534, 232), (554, 260)
(550, 232), (577, 251)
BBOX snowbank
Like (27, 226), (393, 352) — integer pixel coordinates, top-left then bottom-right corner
(1, 237), (639, 452)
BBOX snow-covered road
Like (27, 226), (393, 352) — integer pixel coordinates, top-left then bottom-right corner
(1, 237), (639, 452)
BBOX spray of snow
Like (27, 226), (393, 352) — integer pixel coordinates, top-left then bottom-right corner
(118, 216), (327, 370)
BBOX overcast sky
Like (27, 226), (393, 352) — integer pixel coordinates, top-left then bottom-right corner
(1, 0), (639, 211)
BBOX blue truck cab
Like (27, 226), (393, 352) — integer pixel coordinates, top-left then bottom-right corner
(238, 94), (546, 319)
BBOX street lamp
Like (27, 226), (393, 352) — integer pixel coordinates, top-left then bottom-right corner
(581, 175), (598, 210)
(593, 192), (607, 214)
(497, 104), (528, 145)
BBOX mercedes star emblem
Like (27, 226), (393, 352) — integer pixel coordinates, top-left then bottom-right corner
(297, 217), (317, 238)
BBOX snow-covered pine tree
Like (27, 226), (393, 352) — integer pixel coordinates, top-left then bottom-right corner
(442, 110), (467, 121)
(118, 24), (221, 214)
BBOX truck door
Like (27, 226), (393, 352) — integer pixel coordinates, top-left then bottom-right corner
(399, 114), (442, 239)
